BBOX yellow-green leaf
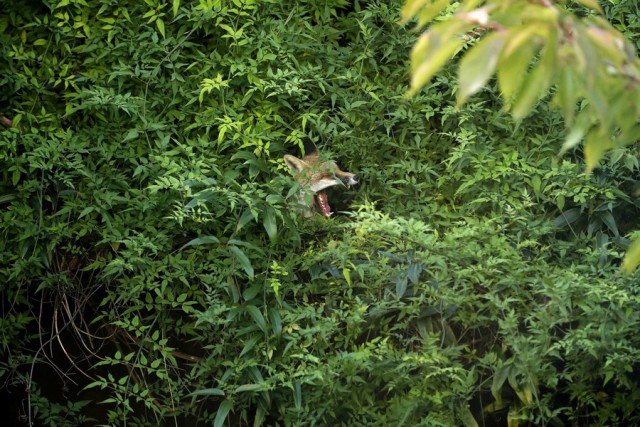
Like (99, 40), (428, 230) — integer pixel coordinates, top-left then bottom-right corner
(511, 28), (557, 120)
(343, 268), (351, 286)
(554, 67), (578, 125)
(401, 0), (429, 23)
(583, 127), (614, 173)
(417, 0), (451, 27)
(461, 405), (479, 427)
(458, 32), (506, 106)
(560, 109), (592, 155)
(409, 22), (469, 96)
(156, 18), (165, 38)
(497, 25), (539, 103)
(622, 237), (640, 274)
(173, 0), (180, 17)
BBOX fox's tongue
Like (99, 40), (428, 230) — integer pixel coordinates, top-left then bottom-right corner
(316, 191), (332, 217)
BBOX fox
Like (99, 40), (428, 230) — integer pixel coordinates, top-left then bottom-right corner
(284, 144), (359, 217)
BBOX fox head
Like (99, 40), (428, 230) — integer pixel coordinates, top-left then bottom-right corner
(284, 152), (359, 217)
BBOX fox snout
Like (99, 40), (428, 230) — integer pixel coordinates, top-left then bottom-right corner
(339, 173), (359, 187)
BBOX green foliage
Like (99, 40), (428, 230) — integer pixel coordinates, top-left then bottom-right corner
(403, 0), (640, 172)
(402, 0), (640, 271)
(1, 0), (639, 426)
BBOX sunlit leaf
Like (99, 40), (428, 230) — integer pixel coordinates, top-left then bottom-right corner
(554, 67), (578, 125)
(584, 127), (614, 173)
(156, 19), (165, 38)
(417, 0), (451, 27)
(400, 0), (429, 23)
(560, 109), (592, 155)
(409, 22), (469, 96)
(458, 32), (506, 105)
(497, 25), (539, 103)
(511, 28), (557, 120)
(622, 238), (640, 274)
(461, 405), (479, 427)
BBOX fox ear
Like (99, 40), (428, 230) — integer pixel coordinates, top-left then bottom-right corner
(284, 154), (307, 173)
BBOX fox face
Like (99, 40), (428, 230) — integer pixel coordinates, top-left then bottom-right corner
(284, 153), (359, 217)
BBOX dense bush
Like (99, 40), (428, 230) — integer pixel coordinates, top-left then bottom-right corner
(0, 0), (639, 426)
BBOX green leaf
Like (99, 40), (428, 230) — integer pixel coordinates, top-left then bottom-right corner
(263, 207), (277, 242)
(79, 206), (95, 218)
(407, 262), (424, 285)
(457, 32), (506, 105)
(240, 335), (260, 357)
(156, 19), (165, 38)
(235, 383), (265, 393)
(600, 211), (619, 237)
(511, 28), (557, 120)
(236, 209), (256, 232)
(293, 381), (302, 410)
(243, 283), (262, 301)
(560, 109), (592, 155)
(214, 399), (233, 427)
(554, 67), (578, 126)
(417, 0), (451, 27)
(554, 208), (581, 228)
(179, 236), (219, 251)
(409, 21), (469, 96)
(584, 127), (615, 173)
(400, 0), (429, 23)
(173, 0), (180, 17)
(497, 25), (539, 103)
(461, 405), (479, 427)
(343, 268), (351, 286)
(491, 364), (510, 406)
(229, 245), (254, 279)
(269, 309), (282, 337)
(393, 274), (408, 297)
(245, 305), (267, 333)
(622, 238), (640, 274)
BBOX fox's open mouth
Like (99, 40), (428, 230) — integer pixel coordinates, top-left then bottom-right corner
(315, 191), (332, 217)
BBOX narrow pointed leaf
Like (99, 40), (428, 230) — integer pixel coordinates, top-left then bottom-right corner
(188, 388), (225, 397)
(458, 32), (506, 105)
(214, 399), (233, 427)
(229, 245), (254, 279)
(179, 236), (219, 251)
(245, 305), (267, 334)
(498, 25), (539, 102)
